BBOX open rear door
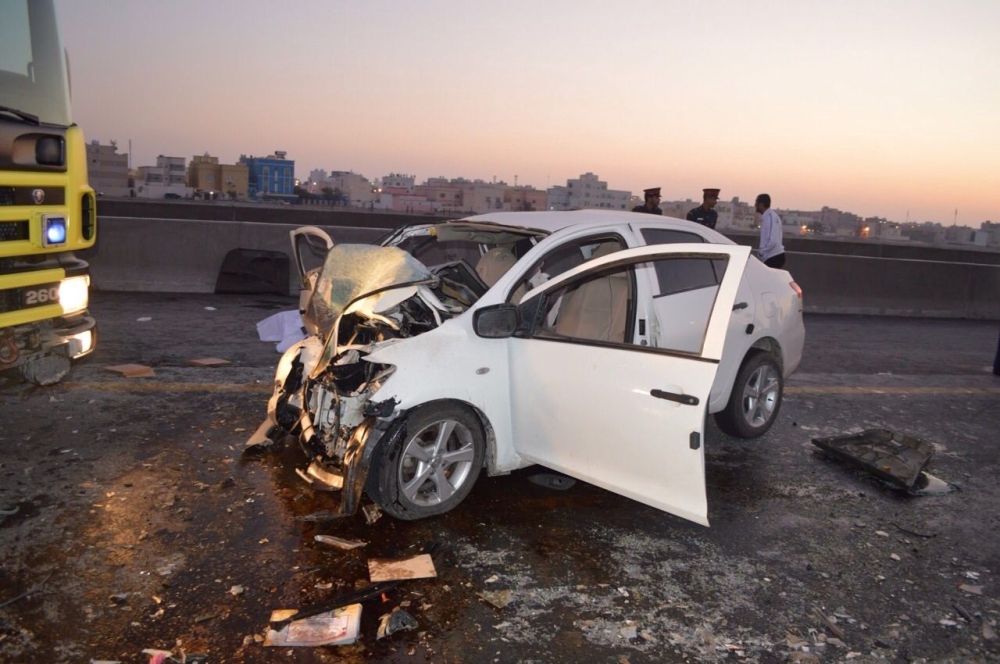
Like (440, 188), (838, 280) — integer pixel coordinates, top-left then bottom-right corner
(507, 244), (750, 525)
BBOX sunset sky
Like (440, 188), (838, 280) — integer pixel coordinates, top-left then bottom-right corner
(56, 0), (998, 226)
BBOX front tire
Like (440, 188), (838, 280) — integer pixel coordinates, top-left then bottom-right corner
(368, 403), (485, 520)
(715, 351), (783, 439)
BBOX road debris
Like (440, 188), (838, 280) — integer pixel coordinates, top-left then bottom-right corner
(264, 603), (362, 647)
(377, 608), (418, 639)
(812, 607), (846, 639)
(295, 510), (343, 522)
(105, 363), (155, 378)
(186, 357), (231, 367)
(269, 582), (400, 631)
(314, 534), (366, 550)
(369, 554), (436, 582)
(0, 572), (51, 609)
(528, 473), (577, 490)
(362, 503), (383, 525)
(811, 429), (949, 493)
(958, 583), (983, 595)
(478, 589), (513, 609)
(953, 603), (974, 622)
(229, 585), (244, 596)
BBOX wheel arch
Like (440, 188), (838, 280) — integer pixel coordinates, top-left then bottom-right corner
(711, 336), (785, 413)
(387, 397), (496, 473)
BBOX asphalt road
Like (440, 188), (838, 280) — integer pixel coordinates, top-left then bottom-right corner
(1, 292), (998, 663)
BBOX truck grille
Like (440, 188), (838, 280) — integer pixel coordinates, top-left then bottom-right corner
(0, 186), (66, 206)
(0, 221), (30, 242)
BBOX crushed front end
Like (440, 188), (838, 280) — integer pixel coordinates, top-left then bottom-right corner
(246, 244), (460, 516)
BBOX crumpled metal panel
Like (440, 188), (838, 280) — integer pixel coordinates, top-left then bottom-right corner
(304, 244), (436, 336)
(811, 428), (934, 490)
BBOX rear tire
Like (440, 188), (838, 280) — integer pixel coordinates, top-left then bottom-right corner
(715, 351), (783, 439)
(367, 403), (485, 520)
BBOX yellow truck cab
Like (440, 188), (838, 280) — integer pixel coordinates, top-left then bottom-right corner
(1, 0), (96, 385)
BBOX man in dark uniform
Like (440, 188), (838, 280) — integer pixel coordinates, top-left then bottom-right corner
(632, 187), (662, 215)
(687, 188), (720, 229)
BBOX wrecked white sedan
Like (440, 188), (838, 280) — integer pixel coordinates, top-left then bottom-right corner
(248, 210), (804, 526)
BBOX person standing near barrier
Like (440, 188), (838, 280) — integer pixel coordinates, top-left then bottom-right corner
(755, 193), (785, 269)
(687, 188), (720, 229)
(632, 188), (663, 215)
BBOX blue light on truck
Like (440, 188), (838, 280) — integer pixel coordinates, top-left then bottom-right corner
(43, 217), (67, 245)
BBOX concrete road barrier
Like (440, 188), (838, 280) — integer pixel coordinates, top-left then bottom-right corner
(79, 217), (385, 293)
(786, 252), (1000, 319)
(81, 216), (1000, 319)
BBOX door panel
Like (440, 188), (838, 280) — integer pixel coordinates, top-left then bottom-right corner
(509, 340), (718, 524)
(509, 244), (750, 525)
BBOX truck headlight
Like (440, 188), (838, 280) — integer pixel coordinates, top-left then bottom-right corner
(59, 276), (89, 314)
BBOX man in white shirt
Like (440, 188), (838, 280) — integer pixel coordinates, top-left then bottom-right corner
(755, 193), (785, 268)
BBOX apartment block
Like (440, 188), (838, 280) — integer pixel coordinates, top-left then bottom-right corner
(85, 140), (129, 197)
(546, 172), (630, 211)
(187, 154), (249, 199)
(239, 151), (295, 200)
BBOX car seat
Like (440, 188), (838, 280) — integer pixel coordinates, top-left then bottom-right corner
(475, 247), (518, 287)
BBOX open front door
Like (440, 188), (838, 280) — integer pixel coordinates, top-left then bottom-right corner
(508, 244), (750, 525)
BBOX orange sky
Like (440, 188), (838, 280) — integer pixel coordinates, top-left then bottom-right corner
(57, 0), (999, 226)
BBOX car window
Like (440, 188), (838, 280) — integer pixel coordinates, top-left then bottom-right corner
(648, 257), (729, 355)
(507, 235), (625, 304)
(639, 228), (719, 297)
(533, 264), (634, 345)
(640, 228), (706, 246)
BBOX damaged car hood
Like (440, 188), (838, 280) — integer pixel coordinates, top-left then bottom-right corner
(304, 244), (439, 337)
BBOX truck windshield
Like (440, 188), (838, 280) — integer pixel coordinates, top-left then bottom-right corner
(0, 0), (71, 127)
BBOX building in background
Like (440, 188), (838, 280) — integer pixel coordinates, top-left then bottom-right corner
(546, 172), (631, 211)
(504, 186), (547, 211)
(239, 151), (295, 201)
(187, 154), (249, 200)
(85, 140), (129, 197)
(136, 155), (190, 199)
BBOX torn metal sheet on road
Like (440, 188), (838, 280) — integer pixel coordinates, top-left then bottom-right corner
(811, 429), (935, 491)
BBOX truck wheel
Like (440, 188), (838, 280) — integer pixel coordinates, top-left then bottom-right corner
(715, 351), (783, 439)
(368, 403), (485, 520)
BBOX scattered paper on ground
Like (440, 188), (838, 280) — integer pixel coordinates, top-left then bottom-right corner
(256, 310), (307, 352)
(264, 603), (362, 647)
(369, 554), (437, 582)
(186, 357), (231, 367)
(105, 364), (155, 378)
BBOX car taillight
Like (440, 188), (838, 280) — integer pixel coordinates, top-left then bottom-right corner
(790, 281), (803, 299)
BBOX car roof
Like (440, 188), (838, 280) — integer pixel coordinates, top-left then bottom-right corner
(459, 209), (734, 244)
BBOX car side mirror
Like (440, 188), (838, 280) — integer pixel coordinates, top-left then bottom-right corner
(473, 304), (520, 339)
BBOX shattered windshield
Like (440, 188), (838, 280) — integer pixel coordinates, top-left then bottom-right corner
(305, 244), (437, 336)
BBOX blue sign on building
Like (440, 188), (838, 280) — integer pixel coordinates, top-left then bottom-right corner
(239, 152), (295, 200)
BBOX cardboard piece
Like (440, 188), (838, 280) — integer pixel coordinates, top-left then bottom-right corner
(368, 554), (437, 582)
(264, 603), (362, 647)
(186, 357), (231, 367)
(105, 364), (155, 378)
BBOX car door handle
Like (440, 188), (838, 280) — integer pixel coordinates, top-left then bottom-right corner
(732, 301), (748, 311)
(650, 389), (699, 406)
